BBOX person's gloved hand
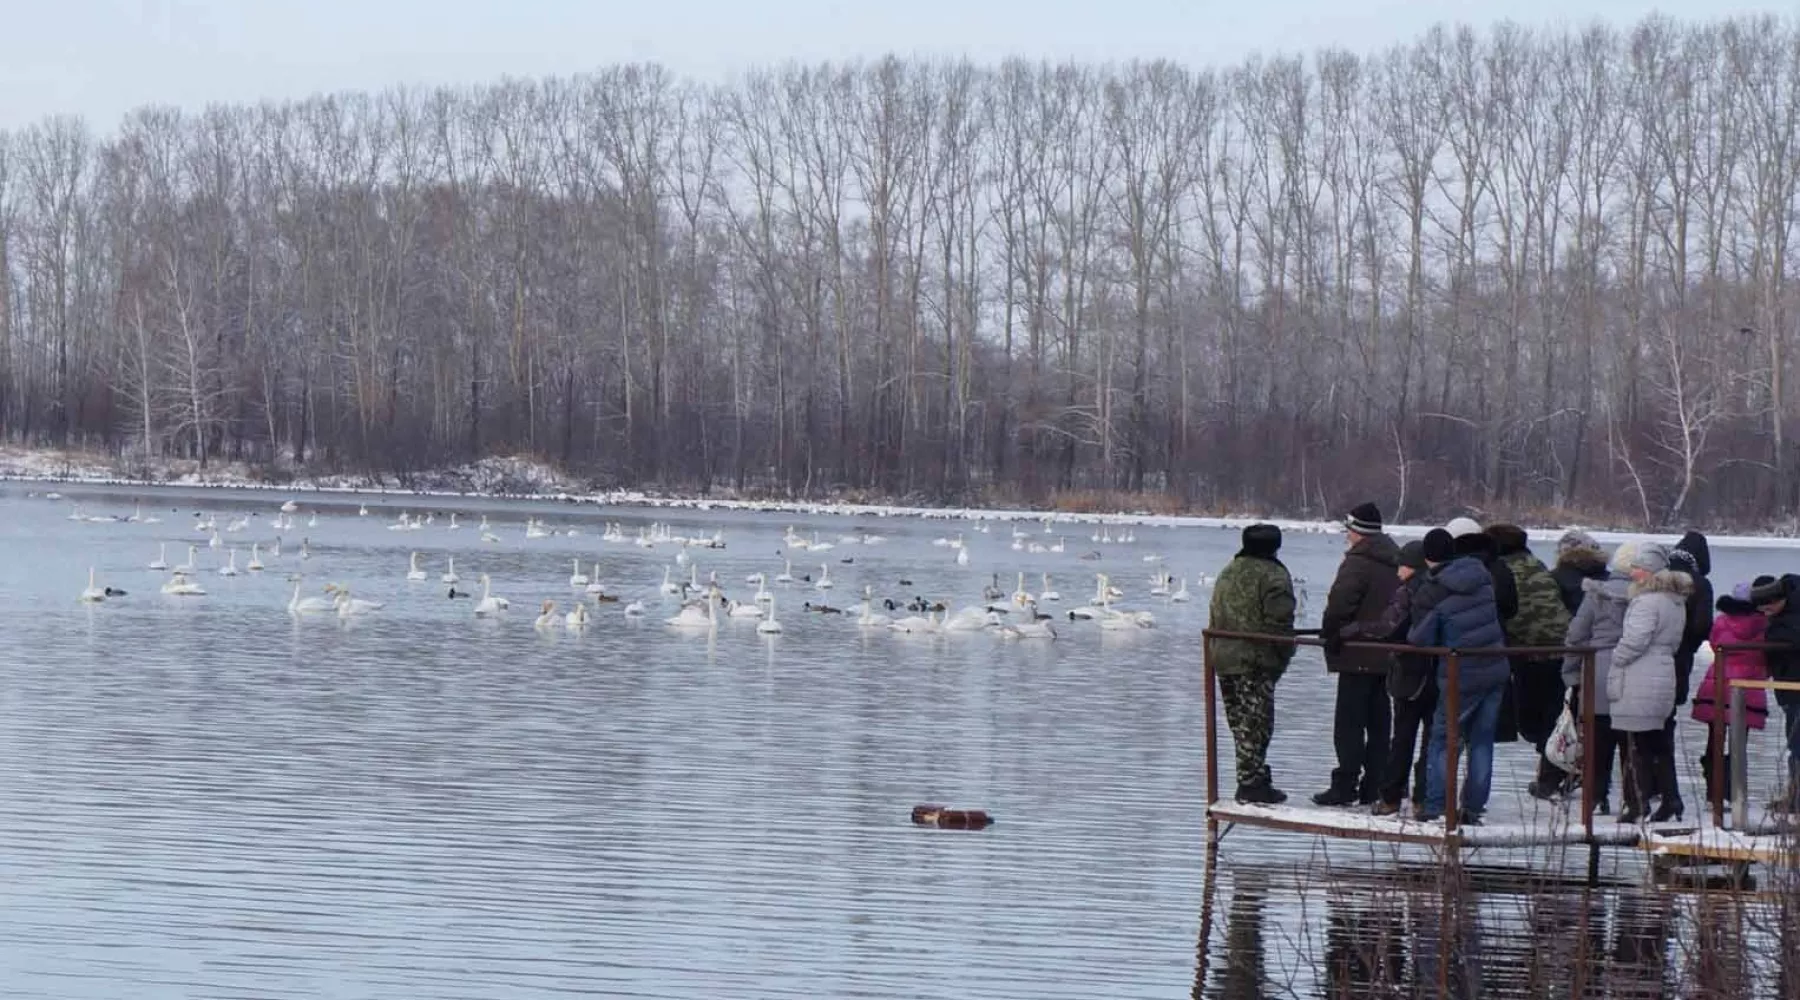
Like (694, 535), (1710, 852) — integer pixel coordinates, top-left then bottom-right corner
(1323, 631), (1346, 657)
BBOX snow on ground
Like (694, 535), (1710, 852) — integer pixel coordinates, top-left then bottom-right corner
(3, 444), (1800, 546)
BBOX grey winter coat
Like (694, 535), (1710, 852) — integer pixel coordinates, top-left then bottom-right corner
(1604, 571), (1693, 732)
(1561, 576), (1630, 717)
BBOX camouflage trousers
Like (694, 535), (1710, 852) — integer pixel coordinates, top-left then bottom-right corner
(1220, 674), (1277, 787)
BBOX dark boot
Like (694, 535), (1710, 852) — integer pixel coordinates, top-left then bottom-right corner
(1650, 751), (1684, 823)
(1620, 738), (1656, 824)
(1312, 785), (1359, 807)
(1528, 756), (1568, 801)
(1236, 781), (1288, 805)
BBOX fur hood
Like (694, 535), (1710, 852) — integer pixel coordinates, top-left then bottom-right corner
(1630, 569), (1694, 600)
(1485, 524), (1531, 557)
(1557, 547), (1608, 576)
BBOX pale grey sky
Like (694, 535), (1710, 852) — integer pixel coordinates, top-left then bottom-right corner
(0, 0), (1756, 130)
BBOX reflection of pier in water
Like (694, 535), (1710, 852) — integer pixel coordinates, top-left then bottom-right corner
(1192, 853), (1798, 999)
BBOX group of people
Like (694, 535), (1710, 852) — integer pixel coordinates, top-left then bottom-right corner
(1208, 505), (1800, 826)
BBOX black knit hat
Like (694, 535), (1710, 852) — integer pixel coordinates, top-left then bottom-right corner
(1344, 502), (1382, 535)
(1241, 523), (1283, 558)
(1398, 540), (1427, 571)
(1422, 528), (1455, 565)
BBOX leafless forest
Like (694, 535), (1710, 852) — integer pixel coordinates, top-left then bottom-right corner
(0, 18), (1797, 524)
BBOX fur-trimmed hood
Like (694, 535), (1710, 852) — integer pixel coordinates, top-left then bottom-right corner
(1557, 547), (1608, 577)
(1630, 569), (1694, 600)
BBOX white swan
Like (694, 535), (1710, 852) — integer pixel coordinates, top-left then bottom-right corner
(148, 543), (169, 571)
(1011, 571), (1031, 607)
(218, 548), (240, 577)
(177, 545), (198, 573)
(535, 600), (558, 629)
(996, 617), (1057, 640)
(815, 564), (832, 590)
(1170, 577), (1191, 603)
(774, 559), (794, 584)
(585, 563), (607, 595)
(623, 599), (646, 617)
(247, 543), (265, 572)
(358, 504), (369, 516)
(208, 529), (222, 550)
(407, 552), (427, 582)
(481, 530), (502, 544)
(888, 610), (940, 633)
(666, 590), (718, 630)
(162, 570), (206, 596)
(566, 602), (590, 629)
(442, 556), (460, 585)
(280, 500), (299, 513)
(757, 595), (783, 634)
(79, 568), (106, 603)
(857, 590), (892, 628)
(1038, 573), (1061, 602)
(569, 558), (589, 587)
(288, 579), (335, 615)
(955, 545), (969, 566)
(753, 573), (772, 605)
(659, 566), (681, 595)
(727, 599), (764, 619)
(473, 574), (509, 616)
(330, 585), (384, 617)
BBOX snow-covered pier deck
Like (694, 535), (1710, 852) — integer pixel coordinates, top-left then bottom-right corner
(1209, 801), (1798, 864)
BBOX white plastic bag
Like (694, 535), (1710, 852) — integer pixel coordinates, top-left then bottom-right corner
(1546, 698), (1583, 775)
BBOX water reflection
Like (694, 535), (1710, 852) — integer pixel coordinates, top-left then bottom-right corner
(1196, 859), (1789, 1000)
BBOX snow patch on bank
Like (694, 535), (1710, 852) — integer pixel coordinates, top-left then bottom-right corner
(3, 445), (1800, 548)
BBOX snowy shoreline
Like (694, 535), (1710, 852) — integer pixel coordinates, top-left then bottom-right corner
(5, 446), (1800, 549)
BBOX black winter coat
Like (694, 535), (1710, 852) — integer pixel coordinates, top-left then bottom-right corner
(1339, 571), (1435, 700)
(1763, 574), (1800, 709)
(1551, 549), (1609, 617)
(1321, 533), (1403, 675)
(1671, 531), (1714, 706)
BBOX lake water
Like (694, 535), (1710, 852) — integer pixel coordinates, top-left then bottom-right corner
(0, 484), (1792, 998)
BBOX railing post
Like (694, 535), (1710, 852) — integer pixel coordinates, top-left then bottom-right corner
(1445, 652), (1461, 838)
(1203, 632), (1220, 842)
(1729, 684), (1749, 832)
(1580, 651), (1596, 843)
(1711, 702), (1727, 829)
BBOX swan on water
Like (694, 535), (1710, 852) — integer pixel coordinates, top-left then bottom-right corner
(535, 600), (558, 629)
(177, 545), (198, 573)
(218, 548), (240, 577)
(955, 546), (969, 566)
(1038, 573), (1061, 602)
(1170, 578), (1191, 602)
(247, 543), (265, 572)
(287, 579), (334, 615)
(888, 610), (940, 633)
(857, 589), (892, 628)
(566, 602), (590, 629)
(752, 573), (772, 604)
(757, 595), (783, 634)
(442, 556), (460, 585)
(665, 588), (718, 630)
(585, 563), (607, 595)
(448, 512), (460, 530)
(148, 543), (169, 571)
(280, 500), (299, 513)
(815, 564), (832, 590)
(774, 559), (794, 584)
(407, 552), (427, 581)
(623, 599), (646, 617)
(162, 570), (206, 596)
(79, 568), (106, 603)
(473, 574), (509, 616)
(208, 529), (222, 550)
(659, 566), (681, 595)
(331, 586), (384, 618)
(569, 559), (589, 587)
(727, 599), (764, 619)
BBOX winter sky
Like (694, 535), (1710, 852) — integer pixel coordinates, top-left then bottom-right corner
(0, 0), (1761, 129)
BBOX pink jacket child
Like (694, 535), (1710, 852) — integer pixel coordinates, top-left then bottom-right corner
(1693, 585), (1770, 730)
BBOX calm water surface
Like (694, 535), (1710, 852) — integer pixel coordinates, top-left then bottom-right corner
(0, 485), (1792, 998)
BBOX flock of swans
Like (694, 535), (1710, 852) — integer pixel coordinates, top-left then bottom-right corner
(60, 494), (1232, 640)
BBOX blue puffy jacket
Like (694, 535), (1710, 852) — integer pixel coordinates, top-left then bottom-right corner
(1407, 555), (1511, 694)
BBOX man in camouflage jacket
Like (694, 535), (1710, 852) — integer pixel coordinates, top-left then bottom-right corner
(1486, 525), (1573, 798)
(1208, 523), (1298, 804)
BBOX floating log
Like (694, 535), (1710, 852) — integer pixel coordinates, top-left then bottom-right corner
(911, 805), (993, 830)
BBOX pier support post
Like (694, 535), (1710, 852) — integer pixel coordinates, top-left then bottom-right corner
(1204, 634), (1220, 844)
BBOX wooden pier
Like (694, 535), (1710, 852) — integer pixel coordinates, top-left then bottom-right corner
(1202, 631), (1800, 869)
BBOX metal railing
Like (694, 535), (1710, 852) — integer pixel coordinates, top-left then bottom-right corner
(1202, 629), (1600, 841)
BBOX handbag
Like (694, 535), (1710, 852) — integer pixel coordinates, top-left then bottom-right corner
(1545, 694), (1583, 775)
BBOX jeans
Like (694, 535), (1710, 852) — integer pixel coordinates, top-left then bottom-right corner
(1423, 681), (1506, 817)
